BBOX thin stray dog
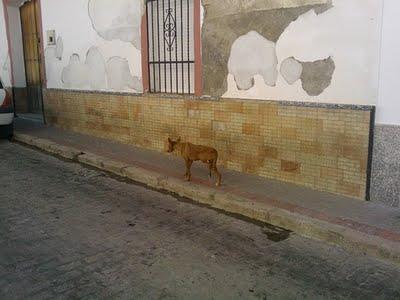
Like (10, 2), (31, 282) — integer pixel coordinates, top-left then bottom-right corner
(167, 137), (222, 186)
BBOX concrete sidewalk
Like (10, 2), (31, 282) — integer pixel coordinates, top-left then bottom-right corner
(13, 117), (400, 265)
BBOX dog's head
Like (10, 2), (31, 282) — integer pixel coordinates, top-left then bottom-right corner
(167, 137), (181, 153)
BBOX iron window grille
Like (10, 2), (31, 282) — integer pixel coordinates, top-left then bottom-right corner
(146, 0), (195, 94)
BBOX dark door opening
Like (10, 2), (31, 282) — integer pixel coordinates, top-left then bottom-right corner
(20, 0), (44, 121)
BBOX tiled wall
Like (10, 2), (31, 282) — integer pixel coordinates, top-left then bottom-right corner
(43, 89), (372, 199)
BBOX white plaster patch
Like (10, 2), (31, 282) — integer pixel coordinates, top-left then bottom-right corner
(88, 0), (143, 49)
(106, 57), (142, 92)
(280, 57), (302, 85)
(62, 54), (90, 89)
(45, 47), (64, 88)
(275, 0), (381, 103)
(85, 47), (107, 89)
(61, 47), (107, 89)
(55, 37), (64, 60)
(41, 0), (143, 92)
(224, 0), (382, 105)
(228, 31), (278, 90)
(96, 38), (142, 78)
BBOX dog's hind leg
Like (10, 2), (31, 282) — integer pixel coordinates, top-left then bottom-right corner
(211, 160), (222, 187)
(184, 159), (193, 181)
(208, 161), (213, 179)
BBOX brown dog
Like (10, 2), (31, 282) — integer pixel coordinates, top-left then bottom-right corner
(167, 137), (222, 186)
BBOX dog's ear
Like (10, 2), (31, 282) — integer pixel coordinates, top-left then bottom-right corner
(168, 137), (171, 143)
(177, 137), (181, 143)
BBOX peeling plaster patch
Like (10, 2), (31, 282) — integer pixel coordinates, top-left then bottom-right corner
(55, 37), (63, 60)
(280, 57), (303, 85)
(61, 47), (107, 89)
(88, 0), (143, 49)
(86, 47), (107, 89)
(45, 47), (64, 88)
(313, 1), (333, 14)
(62, 54), (90, 89)
(96, 39), (142, 78)
(228, 31), (278, 90)
(202, 0), (329, 19)
(274, 0), (381, 103)
(200, 3), (205, 28)
(300, 57), (335, 96)
(106, 57), (142, 92)
(202, 2), (333, 96)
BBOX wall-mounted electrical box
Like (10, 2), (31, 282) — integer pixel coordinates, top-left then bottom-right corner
(47, 30), (56, 46)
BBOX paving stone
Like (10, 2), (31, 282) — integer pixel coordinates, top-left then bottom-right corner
(1, 140), (400, 299)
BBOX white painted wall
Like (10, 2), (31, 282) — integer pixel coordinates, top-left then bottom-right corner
(376, 0), (400, 125)
(7, 5), (26, 88)
(11, 0), (398, 118)
(40, 0), (143, 92)
(0, 0), (12, 87)
(223, 0), (383, 105)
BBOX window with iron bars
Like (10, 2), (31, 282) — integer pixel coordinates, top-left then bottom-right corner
(146, 0), (195, 94)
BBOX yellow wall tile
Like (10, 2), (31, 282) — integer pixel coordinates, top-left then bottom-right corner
(44, 90), (371, 200)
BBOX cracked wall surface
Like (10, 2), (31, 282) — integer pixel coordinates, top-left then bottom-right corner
(88, 0), (143, 49)
(38, 0), (381, 103)
(41, 0), (143, 92)
(205, 0), (381, 105)
(60, 46), (141, 92)
(202, 2), (332, 97)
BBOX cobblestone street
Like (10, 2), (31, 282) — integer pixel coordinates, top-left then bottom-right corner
(1, 140), (400, 300)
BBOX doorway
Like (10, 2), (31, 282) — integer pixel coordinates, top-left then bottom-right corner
(19, 0), (44, 122)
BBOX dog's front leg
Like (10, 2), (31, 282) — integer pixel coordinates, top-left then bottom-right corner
(208, 161), (213, 180)
(184, 159), (193, 181)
